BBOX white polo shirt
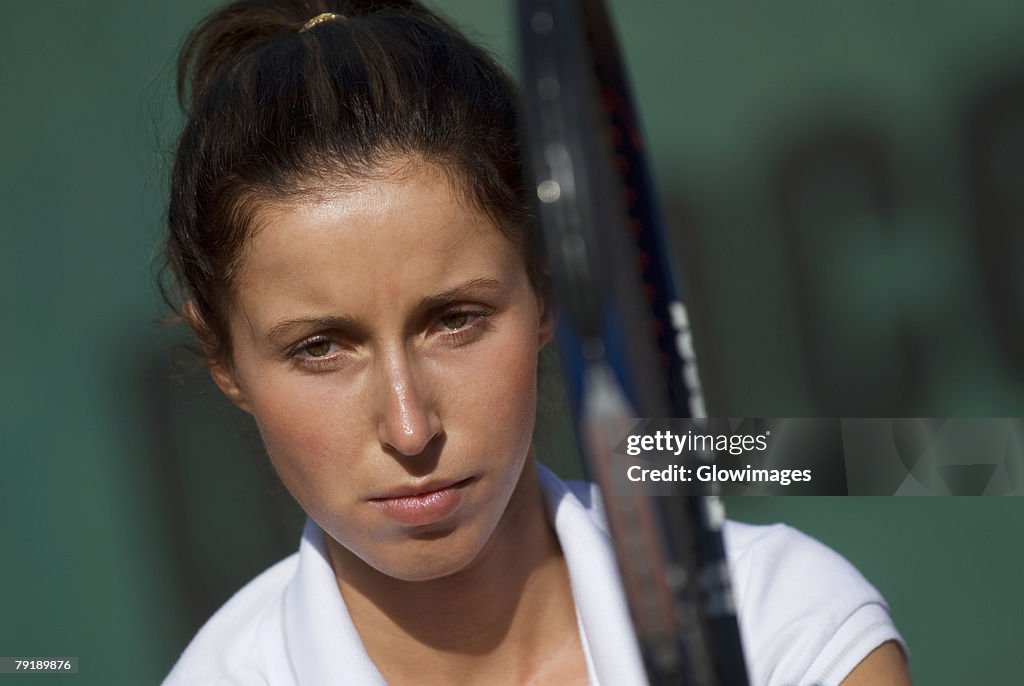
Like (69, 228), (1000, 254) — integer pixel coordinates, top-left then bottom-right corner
(164, 465), (905, 685)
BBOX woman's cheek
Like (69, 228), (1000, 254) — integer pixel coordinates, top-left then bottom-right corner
(248, 377), (361, 490)
(467, 325), (541, 444)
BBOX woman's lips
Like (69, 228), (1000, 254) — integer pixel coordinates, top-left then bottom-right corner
(369, 478), (473, 527)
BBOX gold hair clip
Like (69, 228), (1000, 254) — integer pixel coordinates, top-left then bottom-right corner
(300, 12), (345, 32)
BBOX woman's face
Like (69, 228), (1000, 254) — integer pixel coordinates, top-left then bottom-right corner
(211, 161), (552, 581)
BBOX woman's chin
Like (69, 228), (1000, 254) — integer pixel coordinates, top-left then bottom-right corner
(325, 521), (490, 584)
(364, 534), (487, 583)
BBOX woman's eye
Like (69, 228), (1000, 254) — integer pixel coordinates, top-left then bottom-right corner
(304, 339), (333, 357)
(289, 336), (340, 361)
(431, 309), (494, 347)
(286, 336), (348, 372)
(440, 312), (471, 331)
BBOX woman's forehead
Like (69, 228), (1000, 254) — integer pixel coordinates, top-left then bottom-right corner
(243, 166), (509, 267)
(230, 166), (523, 331)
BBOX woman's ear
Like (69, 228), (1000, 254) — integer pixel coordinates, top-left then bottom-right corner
(182, 301), (253, 414)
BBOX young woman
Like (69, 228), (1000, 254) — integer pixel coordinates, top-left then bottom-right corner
(161, 2), (911, 684)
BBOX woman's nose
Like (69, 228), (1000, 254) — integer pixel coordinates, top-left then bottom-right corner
(375, 353), (442, 457)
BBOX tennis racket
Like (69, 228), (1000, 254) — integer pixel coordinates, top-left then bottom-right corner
(516, 1), (750, 684)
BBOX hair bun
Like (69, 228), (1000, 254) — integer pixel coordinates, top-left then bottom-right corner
(176, 0), (421, 110)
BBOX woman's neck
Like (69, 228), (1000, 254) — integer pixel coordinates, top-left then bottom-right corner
(326, 460), (586, 685)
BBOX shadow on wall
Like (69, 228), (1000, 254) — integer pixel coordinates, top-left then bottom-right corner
(138, 342), (304, 636)
(662, 60), (1024, 416)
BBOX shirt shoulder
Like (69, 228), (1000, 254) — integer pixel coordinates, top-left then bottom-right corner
(550, 475), (904, 686)
(724, 521), (905, 686)
(162, 554), (299, 686)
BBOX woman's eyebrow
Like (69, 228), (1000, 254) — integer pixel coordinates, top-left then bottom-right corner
(261, 278), (502, 346)
(417, 277), (503, 311)
(263, 314), (362, 346)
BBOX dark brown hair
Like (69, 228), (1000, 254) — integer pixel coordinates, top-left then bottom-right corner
(164, 0), (535, 360)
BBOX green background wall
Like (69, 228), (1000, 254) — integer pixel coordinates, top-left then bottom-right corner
(1, 1), (1022, 684)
